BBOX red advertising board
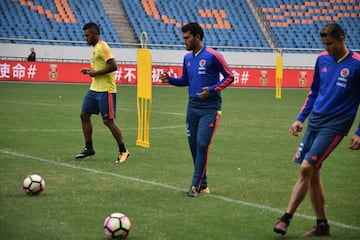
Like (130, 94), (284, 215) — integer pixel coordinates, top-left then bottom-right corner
(0, 61), (314, 88)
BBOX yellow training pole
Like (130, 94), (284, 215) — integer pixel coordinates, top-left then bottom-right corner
(275, 50), (283, 99)
(136, 32), (152, 148)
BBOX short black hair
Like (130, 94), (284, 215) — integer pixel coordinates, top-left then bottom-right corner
(182, 22), (204, 41)
(83, 22), (100, 35)
(320, 22), (345, 40)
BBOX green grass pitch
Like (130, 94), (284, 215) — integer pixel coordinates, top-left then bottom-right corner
(0, 82), (359, 239)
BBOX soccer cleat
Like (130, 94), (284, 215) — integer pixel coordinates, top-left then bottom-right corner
(115, 151), (130, 163)
(274, 219), (289, 235)
(303, 225), (330, 237)
(187, 186), (198, 197)
(75, 148), (95, 159)
(199, 186), (210, 194)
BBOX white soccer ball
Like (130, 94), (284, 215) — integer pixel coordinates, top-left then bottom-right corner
(22, 174), (45, 195)
(104, 212), (131, 239)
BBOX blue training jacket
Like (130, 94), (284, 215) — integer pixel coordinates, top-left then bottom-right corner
(169, 46), (234, 108)
(296, 50), (360, 136)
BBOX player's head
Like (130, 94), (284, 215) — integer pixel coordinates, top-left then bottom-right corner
(320, 22), (346, 59)
(182, 22), (204, 41)
(181, 22), (204, 51)
(320, 22), (345, 40)
(83, 22), (100, 46)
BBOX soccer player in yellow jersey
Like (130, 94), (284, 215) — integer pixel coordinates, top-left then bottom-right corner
(75, 22), (129, 163)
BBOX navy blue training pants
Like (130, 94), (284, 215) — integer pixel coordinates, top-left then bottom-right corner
(186, 106), (220, 190)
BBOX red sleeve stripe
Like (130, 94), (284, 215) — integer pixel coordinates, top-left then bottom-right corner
(206, 48), (234, 91)
(352, 51), (360, 61)
(299, 90), (312, 113)
(206, 48), (233, 75)
(215, 75), (234, 92)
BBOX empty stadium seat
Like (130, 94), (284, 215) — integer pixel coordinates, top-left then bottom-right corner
(258, 0), (360, 50)
(122, 0), (270, 51)
(0, 0), (121, 46)
(0, 0), (359, 52)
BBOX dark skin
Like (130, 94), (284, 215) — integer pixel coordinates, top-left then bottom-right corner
(80, 28), (117, 76)
(159, 30), (210, 99)
(79, 28), (124, 146)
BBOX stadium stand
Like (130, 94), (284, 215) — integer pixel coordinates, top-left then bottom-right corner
(122, 0), (270, 50)
(258, 0), (360, 49)
(0, 0), (359, 52)
(0, 0), (121, 46)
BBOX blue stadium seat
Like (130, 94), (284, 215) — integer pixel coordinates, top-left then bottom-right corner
(1, 0), (359, 51)
(0, 0), (121, 46)
(258, 0), (360, 51)
(122, 0), (271, 51)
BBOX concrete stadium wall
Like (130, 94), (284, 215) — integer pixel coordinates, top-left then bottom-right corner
(1, 43), (318, 68)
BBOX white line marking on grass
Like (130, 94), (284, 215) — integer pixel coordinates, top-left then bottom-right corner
(1, 149), (359, 231)
(153, 111), (185, 116)
(0, 100), (186, 117)
(0, 125), (184, 133)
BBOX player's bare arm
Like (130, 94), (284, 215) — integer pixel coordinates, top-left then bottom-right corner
(80, 68), (91, 74)
(80, 59), (117, 77)
(289, 120), (303, 137)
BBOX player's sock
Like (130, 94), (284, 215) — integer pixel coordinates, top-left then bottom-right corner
(86, 140), (93, 150)
(281, 212), (293, 224)
(317, 219), (328, 227)
(119, 143), (126, 153)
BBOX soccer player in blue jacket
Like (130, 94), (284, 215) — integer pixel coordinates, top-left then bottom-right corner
(160, 22), (234, 197)
(274, 23), (360, 237)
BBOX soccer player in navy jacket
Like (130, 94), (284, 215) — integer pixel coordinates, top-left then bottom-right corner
(274, 23), (360, 237)
(160, 22), (234, 197)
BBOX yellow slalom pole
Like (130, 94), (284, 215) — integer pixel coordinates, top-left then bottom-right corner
(275, 49), (283, 99)
(136, 32), (152, 148)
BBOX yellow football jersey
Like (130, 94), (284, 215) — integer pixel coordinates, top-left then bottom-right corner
(89, 40), (117, 93)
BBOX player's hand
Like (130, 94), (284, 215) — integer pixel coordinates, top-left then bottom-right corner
(159, 72), (170, 83)
(349, 134), (360, 150)
(81, 68), (97, 77)
(197, 87), (210, 99)
(80, 68), (91, 74)
(289, 121), (303, 137)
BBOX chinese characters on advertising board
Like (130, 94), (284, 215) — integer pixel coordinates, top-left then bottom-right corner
(0, 61), (313, 88)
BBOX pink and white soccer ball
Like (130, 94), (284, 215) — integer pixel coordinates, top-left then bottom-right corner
(22, 174), (45, 195)
(104, 212), (131, 239)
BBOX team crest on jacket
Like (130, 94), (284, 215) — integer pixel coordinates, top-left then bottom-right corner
(340, 68), (349, 78)
(199, 59), (206, 67)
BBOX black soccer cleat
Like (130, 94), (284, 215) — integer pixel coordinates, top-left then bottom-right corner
(187, 186), (199, 197)
(75, 148), (95, 159)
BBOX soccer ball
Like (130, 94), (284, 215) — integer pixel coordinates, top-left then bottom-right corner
(104, 212), (131, 239)
(22, 174), (45, 195)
